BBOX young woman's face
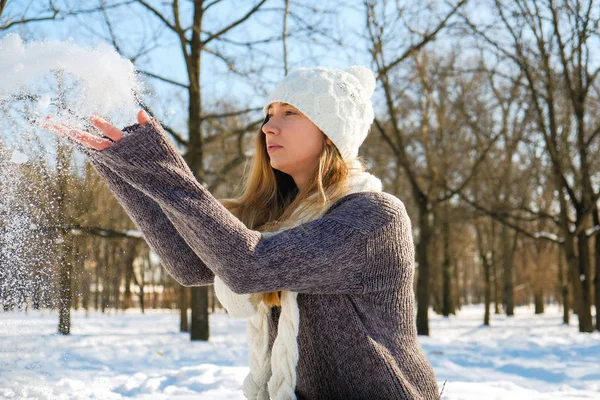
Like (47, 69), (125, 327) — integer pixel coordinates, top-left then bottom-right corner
(262, 102), (328, 189)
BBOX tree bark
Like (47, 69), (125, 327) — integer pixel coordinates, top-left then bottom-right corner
(557, 245), (569, 324)
(534, 241), (544, 315)
(180, 286), (189, 332)
(416, 203), (432, 335)
(576, 230), (593, 331)
(594, 208), (600, 331)
(475, 220), (491, 326)
(185, 2), (211, 342)
(502, 224), (515, 316)
(191, 287), (209, 341)
(442, 205), (452, 316)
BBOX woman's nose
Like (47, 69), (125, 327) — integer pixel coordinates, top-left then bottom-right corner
(262, 117), (280, 135)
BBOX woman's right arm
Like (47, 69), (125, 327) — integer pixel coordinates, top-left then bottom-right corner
(85, 153), (215, 287)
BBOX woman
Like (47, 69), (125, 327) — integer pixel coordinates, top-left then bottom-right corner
(43, 65), (440, 399)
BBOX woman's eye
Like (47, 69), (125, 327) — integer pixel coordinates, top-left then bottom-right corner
(285, 110), (296, 115)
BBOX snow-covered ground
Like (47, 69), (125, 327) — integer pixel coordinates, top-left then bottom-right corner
(0, 304), (598, 399)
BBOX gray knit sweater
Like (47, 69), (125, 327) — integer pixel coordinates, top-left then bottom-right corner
(80, 118), (439, 400)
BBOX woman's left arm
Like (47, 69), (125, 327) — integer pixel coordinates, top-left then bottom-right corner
(84, 118), (400, 295)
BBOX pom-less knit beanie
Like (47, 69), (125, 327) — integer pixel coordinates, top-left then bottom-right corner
(263, 65), (377, 162)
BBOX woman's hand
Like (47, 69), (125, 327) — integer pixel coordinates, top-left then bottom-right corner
(40, 110), (151, 151)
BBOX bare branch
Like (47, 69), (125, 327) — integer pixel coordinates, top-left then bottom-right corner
(203, 0), (225, 13)
(201, 0), (268, 46)
(204, 118), (262, 145)
(458, 191), (562, 244)
(202, 47), (247, 76)
(1, 5), (59, 30)
(207, 153), (246, 192)
(376, 0), (468, 78)
(101, 5), (122, 54)
(585, 124), (600, 147)
(436, 130), (503, 204)
(135, 0), (177, 32)
(209, 33), (284, 47)
(201, 107), (262, 120)
(137, 100), (189, 147)
(42, 224), (144, 241)
(137, 69), (189, 89)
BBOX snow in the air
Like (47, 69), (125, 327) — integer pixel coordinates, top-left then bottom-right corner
(0, 304), (598, 399)
(0, 33), (144, 125)
(9, 149), (28, 164)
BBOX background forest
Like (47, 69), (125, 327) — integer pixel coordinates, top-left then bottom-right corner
(0, 0), (598, 343)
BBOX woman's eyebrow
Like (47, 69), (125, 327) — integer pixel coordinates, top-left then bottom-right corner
(281, 103), (298, 110)
(267, 103), (296, 113)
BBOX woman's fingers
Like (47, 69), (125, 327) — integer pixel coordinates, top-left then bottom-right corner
(41, 110), (149, 151)
(40, 120), (113, 151)
(89, 115), (123, 142)
(138, 110), (151, 125)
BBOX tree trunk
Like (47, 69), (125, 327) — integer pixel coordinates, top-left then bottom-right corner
(123, 242), (136, 310)
(442, 205), (452, 317)
(112, 249), (120, 311)
(209, 285), (217, 313)
(101, 248), (110, 313)
(180, 285), (189, 332)
(191, 287), (209, 340)
(475, 222), (491, 326)
(534, 241), (544, 315)
(484, 257), (491, 326)
(564, 232), (589, 330)
(81, 270), (91, 314)
(94, 241), (100, 311)
(534, 292), (544, 314)
(493, 259), (501, 314)
(594, 208), (600, 331)
(502, 224), (515, 316)
(453, 257), (461, 312)
(557, 245), (569, 324)
(576, 230), (593, 332)
(416, 203), (431, 335)
(184, 3), (211, 342)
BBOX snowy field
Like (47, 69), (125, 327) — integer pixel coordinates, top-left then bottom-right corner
(0, 304), (598, 400)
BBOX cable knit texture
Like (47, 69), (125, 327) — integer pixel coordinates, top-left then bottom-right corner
(264, 65), (376, 162)
(77, 119), (440, 400)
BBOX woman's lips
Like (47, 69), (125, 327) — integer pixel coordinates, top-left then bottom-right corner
(267, 145), (283, 152)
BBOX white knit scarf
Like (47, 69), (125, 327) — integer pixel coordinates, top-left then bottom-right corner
(214, 159), (383, 400)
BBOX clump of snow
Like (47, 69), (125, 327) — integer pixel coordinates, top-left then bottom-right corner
(0, 33), (145, 125)
(587, 225), (600, 237)
(10, 149), (28, 164)
(35, 93), (52, 112)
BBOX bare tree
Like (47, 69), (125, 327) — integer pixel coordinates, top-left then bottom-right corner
(463, 0), (600, 332)
(365, 0), (497, 336)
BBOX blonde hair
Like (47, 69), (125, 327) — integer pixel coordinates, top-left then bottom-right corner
(219, 114), (366, 307)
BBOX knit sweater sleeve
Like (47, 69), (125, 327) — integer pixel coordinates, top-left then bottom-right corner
(83, 118), (399, 295)
(78, 143), (215, 287)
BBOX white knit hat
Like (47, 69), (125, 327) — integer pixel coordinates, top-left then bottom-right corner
(263, 65), (377, 162)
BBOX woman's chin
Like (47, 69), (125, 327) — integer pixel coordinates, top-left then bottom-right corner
(269, 160), (286, 171)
